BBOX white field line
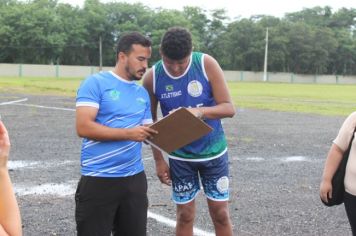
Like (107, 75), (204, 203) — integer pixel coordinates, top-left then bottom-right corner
(147, 211), (215, 236)
(12, 103), (75, 111)
(0, 97), (75, 111)
(15, 182), (76, 197)
(233, 156), (311, 162)
(8, 160), (41, 169)
(282, 156), (308, 162)
(0, 98), (28, 105)
(246, 157), (265, 162)
(8, 160), (76, 170)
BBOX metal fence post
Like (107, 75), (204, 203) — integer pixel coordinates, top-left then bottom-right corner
(19, 64), (23, 77)
(56, 64), (59, 78)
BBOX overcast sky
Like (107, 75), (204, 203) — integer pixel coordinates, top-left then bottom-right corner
(58, 0), (355, 19)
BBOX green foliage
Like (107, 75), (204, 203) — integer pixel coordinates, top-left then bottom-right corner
(0, 1), (355, 75)
(148, 9), (192, 63)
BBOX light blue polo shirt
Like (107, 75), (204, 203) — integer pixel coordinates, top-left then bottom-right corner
(76, 71), (152, 177)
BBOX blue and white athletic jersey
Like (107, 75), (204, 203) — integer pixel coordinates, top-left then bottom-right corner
(76, 71), (152, 177)
(153, 52), (227, 161)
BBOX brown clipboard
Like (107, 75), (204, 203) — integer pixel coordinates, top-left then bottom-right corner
(146, 107), (213, 153)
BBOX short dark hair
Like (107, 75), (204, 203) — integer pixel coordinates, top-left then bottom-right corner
(160, 27), (192, 60)
(116, 32), (151, 57)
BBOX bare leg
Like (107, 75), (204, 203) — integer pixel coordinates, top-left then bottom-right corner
(176, 200), (196, 236)
(207, 199), (233, 236)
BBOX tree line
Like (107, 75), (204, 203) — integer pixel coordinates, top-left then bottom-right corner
(0, 0), (355, 75)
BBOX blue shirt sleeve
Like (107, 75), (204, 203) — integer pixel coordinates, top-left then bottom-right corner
(76, 76), (101, 108)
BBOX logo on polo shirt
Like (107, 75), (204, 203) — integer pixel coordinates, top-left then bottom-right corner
(187, 80), (203, 97)
(136, 97), (146, 104)
(165, 85), (174, 92)
(110, 89), (120, 101)
(161, 85), (182, 99)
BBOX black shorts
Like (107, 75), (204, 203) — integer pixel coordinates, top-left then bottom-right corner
(345, 191), (356, 236)
(75, 171), (148, 236)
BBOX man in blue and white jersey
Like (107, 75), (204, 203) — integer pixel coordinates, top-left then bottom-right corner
(75, 32), (157, 236)
(143, 27), (235, 236)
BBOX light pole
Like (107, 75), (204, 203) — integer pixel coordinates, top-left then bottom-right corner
(263, 27), (269, 82)
(99, 36), (102, 71)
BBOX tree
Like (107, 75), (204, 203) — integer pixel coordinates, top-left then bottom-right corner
(56, 3), (88, 65)
(182, 6), (209, 52)
(0, 2), (354, 75)
(147, 8), (192, 63)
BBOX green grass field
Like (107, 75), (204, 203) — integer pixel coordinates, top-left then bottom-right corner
(0, 77), (355, 116)
(230, 82), (356, 116)
(0, 77), (82, 96)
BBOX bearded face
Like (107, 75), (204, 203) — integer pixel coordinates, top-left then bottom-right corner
(122, 44), (151, 81)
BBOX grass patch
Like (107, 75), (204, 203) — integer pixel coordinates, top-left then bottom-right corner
(230, 82), (356, 116)
(0, 77), (355, 116)
(0, 77), (83, 96)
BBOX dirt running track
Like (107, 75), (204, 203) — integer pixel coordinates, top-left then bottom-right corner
(0, 93), (352, 236)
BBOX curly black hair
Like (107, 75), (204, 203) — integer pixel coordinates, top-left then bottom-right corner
(160, 27), (192, 60)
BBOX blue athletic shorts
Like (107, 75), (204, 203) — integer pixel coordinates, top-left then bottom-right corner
(169, 152), (229, 204)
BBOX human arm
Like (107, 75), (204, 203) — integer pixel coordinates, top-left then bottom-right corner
(76, 106), (157, 142)
(151, 147), (171, 185)
(320, 112), (356, 203)
(319, 143), (344, 203)
(0, 121), (22, 236)
(188, 54), (236, 119)
(143, 69), (171, 185)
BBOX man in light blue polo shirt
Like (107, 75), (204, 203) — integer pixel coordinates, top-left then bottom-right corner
(75, 32), (157, 236)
